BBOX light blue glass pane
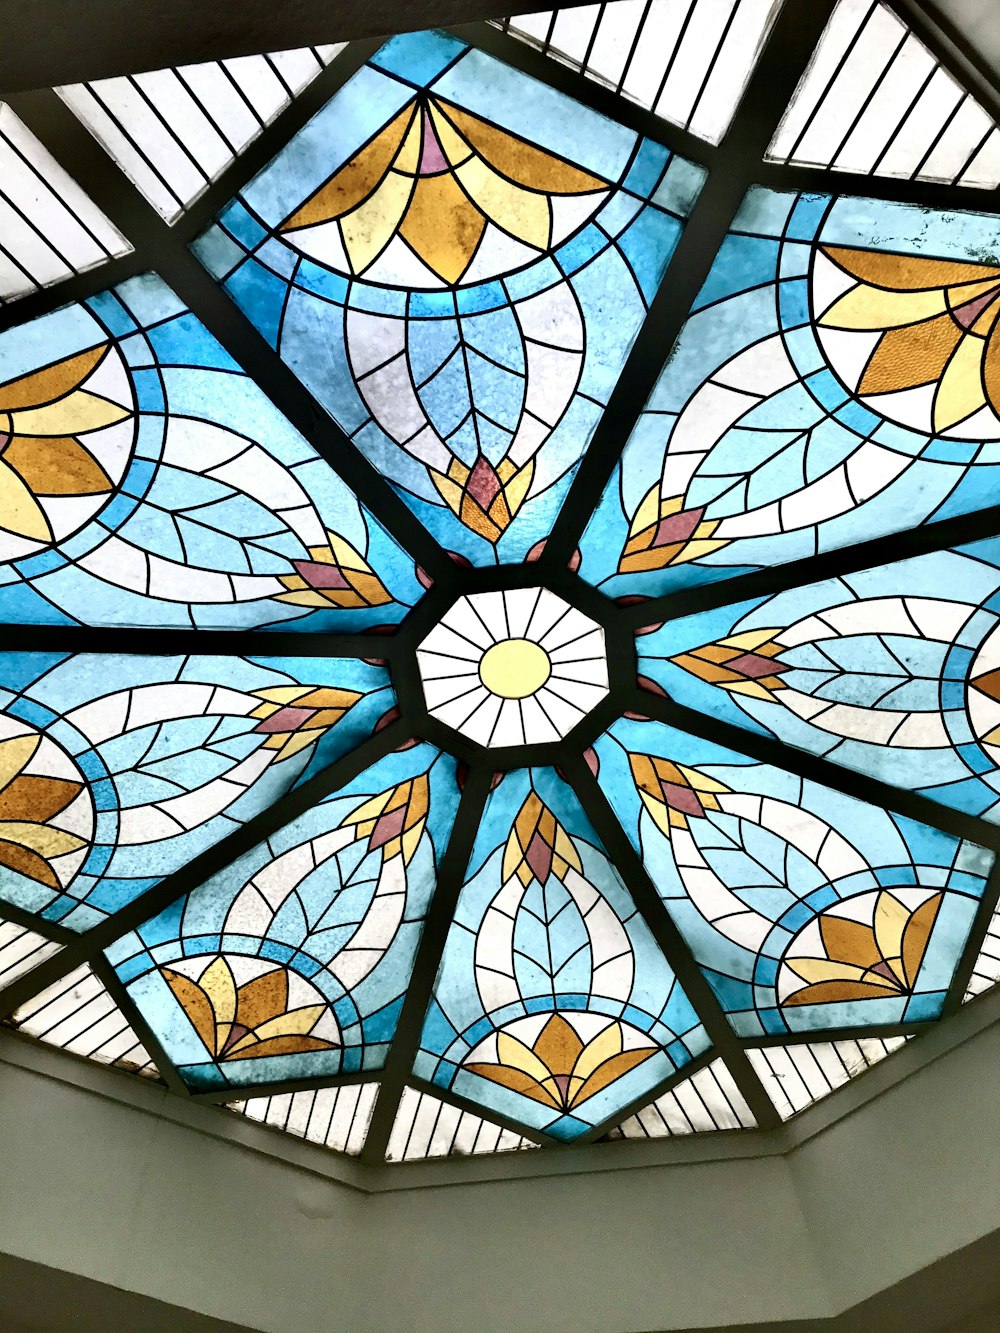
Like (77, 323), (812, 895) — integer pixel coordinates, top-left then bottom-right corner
(638, 537), (1000, 823)
(580, 187), (1000, 600)
(0, 652), (393, 931)
(414, 767), (708, 1140)
(107, 743), (458, 1089)
(0, 272), (421, 630)
(193, 32), (705, 567)
(594, 717), (993, 1039)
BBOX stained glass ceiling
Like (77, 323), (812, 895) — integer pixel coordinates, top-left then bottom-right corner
(2, 1), (1000, 1168)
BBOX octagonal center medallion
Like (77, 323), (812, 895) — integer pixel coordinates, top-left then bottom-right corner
(416, 587), (609, 747)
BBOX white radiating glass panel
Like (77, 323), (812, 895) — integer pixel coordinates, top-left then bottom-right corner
(0, 920), (62, 990)
(10, 964), (157, 1076)
(609, 1058), (756, 1137)
(768, 0), (1000, 188)
(0, 103), (130, 302)
(748, 1037), (907, 1120)
(416, 588), (609, 746)
(57, 45), (346, 223)
(233, 1083), (378, 1155)
(503, 0), (782, 144)
(965, 906), (1000, 1001)
(386, 1086), (539, 1160)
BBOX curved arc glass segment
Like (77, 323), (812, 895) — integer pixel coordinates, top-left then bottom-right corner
(105, 741), (460, 1090)
(638, 536), (1000, 823)
(0, 651), (393, 931)
(0, 273), (422, 631)
(593, 716), (993, 1038)
(579, 187), (1000, 600)
(414, 766), (709, 1141)
(193, 29), (706, 567)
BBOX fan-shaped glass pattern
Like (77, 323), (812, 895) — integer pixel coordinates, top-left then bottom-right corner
(3, 11), (1000, 1165)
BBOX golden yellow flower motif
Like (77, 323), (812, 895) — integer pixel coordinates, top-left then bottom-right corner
(629, 751), (730, 836)
(341, 774), (429, 865)
(248, 685), (365, 762)
(465, 1013), (656, 1112)
(162, 956), (339, 1062)
(277, 530), (395, 609)
(667, 630), (792, 703)
(502, 791), (582, 888)
(618, 491), (726, 576)
(0, 733), (87, 889)
(429, 452), (535, 545)
(281, 94), (607, 285)
(0, 343), (131, 543)
(781, 889), (942, 1008)
(817, 244), (1000, 433)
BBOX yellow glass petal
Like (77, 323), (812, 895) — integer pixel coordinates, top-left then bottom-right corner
(10, 389), (130, 439)
(0, 734), (40, 793)
(454, 156), (551, 249)
(199, 956), (238, 1031)
(0, 820), (86, 859)
(341, 168), (416, 274)
(933, 334), (988, 431)
(819, 284), (949, 331)
(399, 171), (485, 284)
(0, 458), (53, 541)
(238, 1003), (329, 1046)
(873, 893), (914, 973)
(0, 344), (106, 412)
(496, 1030), (554, 1084)
(282, 103), (416, 229)
(784, 956), (869, 985)
(822, 245), (1000, 292)
(571, 1021), (624, 1083)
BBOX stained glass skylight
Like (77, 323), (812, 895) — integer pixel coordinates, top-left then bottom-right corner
(3, 5), (1000, 1169)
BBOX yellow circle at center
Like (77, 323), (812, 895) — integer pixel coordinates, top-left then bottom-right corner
(479, 638), (552, 700)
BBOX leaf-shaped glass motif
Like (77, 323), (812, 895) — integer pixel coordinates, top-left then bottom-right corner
(0, 653), (392, 930)
(580, 188), (1000, 601)
(594, 718), (992, 1037)
(107, 744), (458, 1089)
(0, 274), (421, 630)
(639, 537), (1000, 822)
(416, 768), (707, 1140)
(195, 30), (705, 563)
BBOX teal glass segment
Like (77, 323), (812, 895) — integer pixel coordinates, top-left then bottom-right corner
(638, 538), (1000, 822)
(0, 652), (392, 931)
(0, 272), (421, 630)
(106, 743), (458, 1090)
(579, 188), (1000, 600)
(594, 717), (993, 1038)
(193, 30), (706, 567)
(414, 766), (709, 1141)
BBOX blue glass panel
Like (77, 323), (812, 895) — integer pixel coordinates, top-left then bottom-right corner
(638, 537), (1000, 822)
(414, 767), (708, 1140)
(594, 717), (993, 1038)
(580, 187), (1000, 600)
(106, 743), (458, 1089)
(194, 33), (705, 567)
(0, 273), (421, 630)
(0, 652), (393, 931)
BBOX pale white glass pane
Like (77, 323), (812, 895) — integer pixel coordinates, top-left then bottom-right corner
(686, 0), (782, 141)
(176, 62), (261, 152)
(657, 0), (738, 128)
(507, 10), (556, 43)
(549, 4), (603, 65)
(622, 0), (690, 109)
(586, 1), (647, 89)
(610, 1058), (755, 1137)
(960, 128), (1000, 187)
(921, 95), (994, 182)
(269, 48), (324, 93)
(876, 65), (963, 176)
(11, 964), (156, 1075)
(0, 921), (62, 989)
(133, 68), (232, 179)
(832, 33), (932, 173)
(220, 56), (287, 120)
(749, 1039), (907, 1120)
(386, 1086), (537, 1160)
(234, 1083), (378, 1154)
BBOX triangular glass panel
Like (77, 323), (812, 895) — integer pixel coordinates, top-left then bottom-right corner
(747, 1036), (908, 1119)
(231, 1081), (378, 1154)
(502, 0), (782, 144)
(0, 102), (131, 303)
(106, 743), (460, 1092)
(57, 46), (346, 223)
(768, 0), (1000, 188)
(7, 962), (158, 1076)
(0, 915), (62, 992)
(964, 903), (1000, 1001)
(0, 651), (394, 932)
(386, 1085), (539, 1160)
(607, 1057), (755, 1137)
(0, 272), (421, 631)
(592, 716), (993, 1037)
(194, 29), (706, 566)
(414, 766), (709, 1142)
